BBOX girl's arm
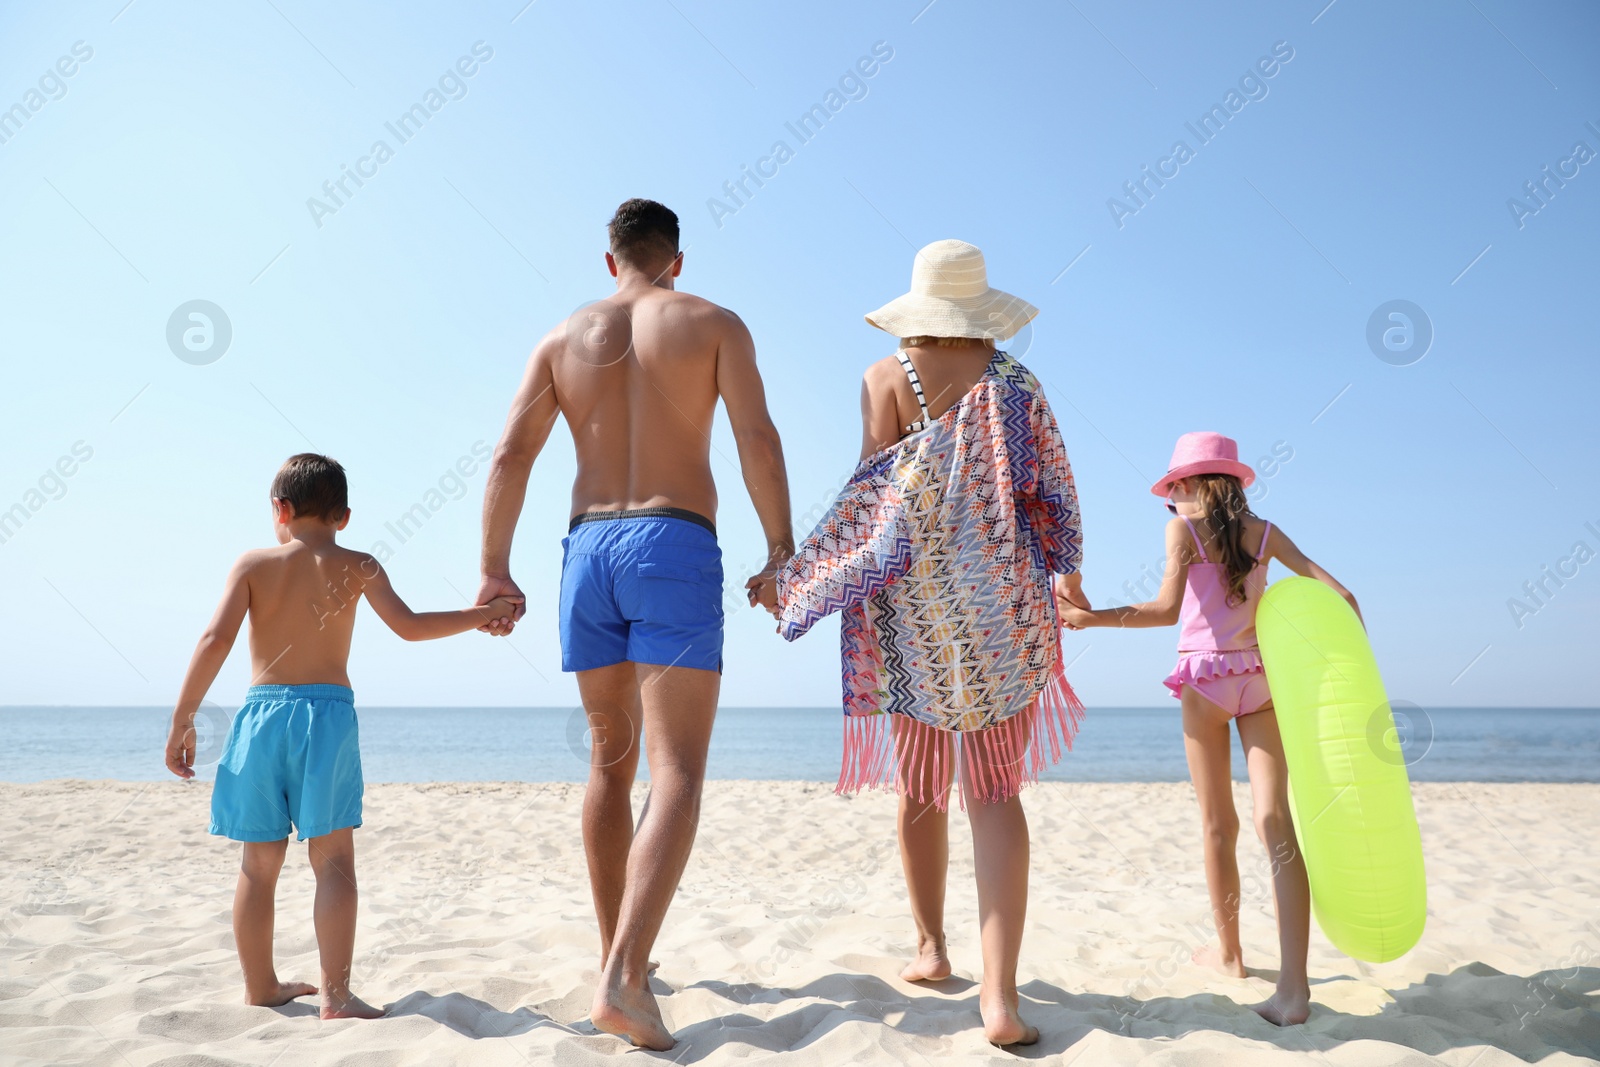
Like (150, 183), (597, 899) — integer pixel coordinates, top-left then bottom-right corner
(362, 557), (522, 641)
(1266, 525), (1362, 622)
(165, 556), (252, 778)
(1058, 518), (1189, 630)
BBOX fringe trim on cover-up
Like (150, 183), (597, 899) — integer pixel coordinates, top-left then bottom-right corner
(836, 652), (1085, 813)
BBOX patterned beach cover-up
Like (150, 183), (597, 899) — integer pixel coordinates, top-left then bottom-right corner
(776, 351), (1085, 809)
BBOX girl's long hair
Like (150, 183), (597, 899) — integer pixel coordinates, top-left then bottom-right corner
(1190, 473), (1257, 606)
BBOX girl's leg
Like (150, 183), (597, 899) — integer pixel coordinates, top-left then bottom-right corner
(234, 838), (314, 1006)
(307, 828), (385, 1019)
(894, 716), (953, 981)
(963, 772), (1038, 1047)
(1237, 707), (1312, 1025)
(1181, 687), (1248, 978)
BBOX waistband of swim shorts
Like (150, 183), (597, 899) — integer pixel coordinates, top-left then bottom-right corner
(244, 684), (355, 704)
(569, 507), (716, 538)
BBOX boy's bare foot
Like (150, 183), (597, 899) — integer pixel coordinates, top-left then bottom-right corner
(980, 987), (1039, 1047)
(900, 938), (952, 982)
(1192, 943), (1248, 979)
(1250, 986), (1311, 1026)
(591, 978), (673, 1050)
(321, 990), (387, 1020)
(246, 980), (317, 1007)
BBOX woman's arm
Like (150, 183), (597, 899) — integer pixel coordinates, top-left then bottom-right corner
(859, 364), (902, 461)
(1265, 525), (1361, 622)
(1058, 518), (1189, 630)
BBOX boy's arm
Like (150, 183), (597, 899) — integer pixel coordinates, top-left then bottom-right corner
(1059, 519), (1188, 630)
(363, 556), (522, 641)
(165, 557), (252, 779)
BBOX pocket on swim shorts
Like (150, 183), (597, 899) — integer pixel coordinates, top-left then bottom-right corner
(628, 549), (722, 624)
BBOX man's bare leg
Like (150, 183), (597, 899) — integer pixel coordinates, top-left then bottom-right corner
(307, 829), (385, 1019)
(577, 663), (644, 967)
(234, 839), (318, 1007)
(589, 662), (719, 1050)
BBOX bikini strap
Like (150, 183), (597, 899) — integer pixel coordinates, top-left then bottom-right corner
(894, 350), (932, 434)
(1180, 515), (1209, 563)
(1256, 520), (1272, 560)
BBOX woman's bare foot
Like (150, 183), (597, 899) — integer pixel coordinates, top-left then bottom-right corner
(1192, 943), (1248, 979)
(1251, 985), (1311, 1026)
(245, 980), (317, 1007)
(980, 986), (1039, 1047)
(321, 989), (387, 1020)
(900, 937), (952, 982)
(591, 977), (673, 1050)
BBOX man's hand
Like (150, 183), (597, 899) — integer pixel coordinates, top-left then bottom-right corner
(165, 716), (196, 779)
(745, 549), (789, 620)
(476, 574), (526, 635)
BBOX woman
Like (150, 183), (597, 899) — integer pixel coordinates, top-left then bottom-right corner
(755, 239), (1088, 1046)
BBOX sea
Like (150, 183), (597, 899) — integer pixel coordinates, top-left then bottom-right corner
(3, 706), (1597, 784)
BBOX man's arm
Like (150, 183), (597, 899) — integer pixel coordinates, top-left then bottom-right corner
(715, 311), (793, 604)
(165, 557), (252, 778)
(478, 332), (561, 624)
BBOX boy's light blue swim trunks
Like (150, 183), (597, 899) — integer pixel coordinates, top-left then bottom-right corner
(209, 684), (363, 842)
(559, 508), (724, 673)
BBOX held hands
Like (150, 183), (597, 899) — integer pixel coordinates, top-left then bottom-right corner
(1054, 573), (1095, 631)
(745, 547), (791, 621)
(475, 574), (527, 636)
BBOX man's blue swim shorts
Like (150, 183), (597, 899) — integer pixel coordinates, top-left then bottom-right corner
(209, 684), (363, 842)
(559, 508), (724, 673)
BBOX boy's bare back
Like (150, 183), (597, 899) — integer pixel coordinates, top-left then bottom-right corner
(235, 539), (376, 689)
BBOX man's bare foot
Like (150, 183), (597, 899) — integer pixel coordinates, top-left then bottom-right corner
(900, 938), (952, 982)
(591, 977), (673, 1050)
(1250, 985), (1311, 1026)
(320, 989), (387, 1020)
(980, 987), (1039, 1047)
(245, 981), (317, 1007)
(1192, 943), (1248, 979)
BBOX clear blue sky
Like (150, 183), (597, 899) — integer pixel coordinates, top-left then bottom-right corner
(1, 1), (1596, 710)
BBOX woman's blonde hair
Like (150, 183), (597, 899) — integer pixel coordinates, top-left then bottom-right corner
(899, 335), (996, 349)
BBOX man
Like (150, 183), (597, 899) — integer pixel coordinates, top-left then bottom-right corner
(476, 198), (792, 1050)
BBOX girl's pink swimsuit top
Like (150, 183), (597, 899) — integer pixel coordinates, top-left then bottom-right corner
(1164, 517), (1272, 696)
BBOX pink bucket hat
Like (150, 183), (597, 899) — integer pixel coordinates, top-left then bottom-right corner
(1150, 432), (1256, 496)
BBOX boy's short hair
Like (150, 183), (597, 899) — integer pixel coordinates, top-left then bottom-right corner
(607, 198), (679, 269)
(271, 453), (349, 521)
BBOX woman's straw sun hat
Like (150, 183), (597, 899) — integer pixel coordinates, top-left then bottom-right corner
(865, 239), (1037, 343)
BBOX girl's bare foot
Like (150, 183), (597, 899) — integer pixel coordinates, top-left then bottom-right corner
(246, 980), (317, 1007)
(591, 977), (673, 1050)
(321, 990), (387, 1020)
(1192, 943), (1248, 979)
(980, 986), (1039, 1047)
(1251, 985), (1311, 1026)
(900, 937), (952, 982)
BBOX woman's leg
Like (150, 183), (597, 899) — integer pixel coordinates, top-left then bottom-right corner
(963, 762), (1037, 1047)
(1237, 706), (1312, 1025)
(1181, 686), (1248, 977)
(895, 716), (953, 981)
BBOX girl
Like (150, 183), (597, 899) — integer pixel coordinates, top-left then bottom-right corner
(1057, 431), (1358, 1026)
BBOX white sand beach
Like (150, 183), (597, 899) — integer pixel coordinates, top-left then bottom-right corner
(2, 779), (1596, 1065)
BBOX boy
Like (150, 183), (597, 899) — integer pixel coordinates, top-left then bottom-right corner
(163, 453), (520, 1019)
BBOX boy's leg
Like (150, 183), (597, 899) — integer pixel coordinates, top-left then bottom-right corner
(893, 716), (953, 982)
(235, 839), (315, 1006)
(963, 784), (1037, 1046)
(1238, 707), (1313, 1025)
(590, 662), (719, 1051)
(576, 662), (645, 967)
(306, 828), (385, 1019)
(1180, 687), (1248, 978)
